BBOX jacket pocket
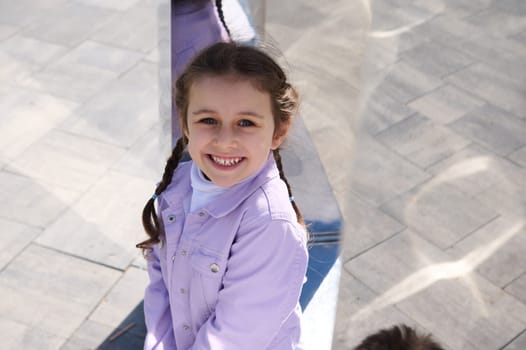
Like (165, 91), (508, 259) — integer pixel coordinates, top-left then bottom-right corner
(190, 251), (226, 316)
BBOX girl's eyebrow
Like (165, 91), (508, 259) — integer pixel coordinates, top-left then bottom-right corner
(237, 111), (265, 119)
(192, 108), (216, 116)
(192, 109), (265, 119)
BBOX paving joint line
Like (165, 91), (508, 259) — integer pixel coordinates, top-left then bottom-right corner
(32, 241), (126, 272)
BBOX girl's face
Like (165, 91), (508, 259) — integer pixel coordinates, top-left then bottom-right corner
(184, 75), (288, 188)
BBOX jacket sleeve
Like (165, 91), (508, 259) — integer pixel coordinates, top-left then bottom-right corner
(191, 218), (308, 349)
(143, 242), (177, 350)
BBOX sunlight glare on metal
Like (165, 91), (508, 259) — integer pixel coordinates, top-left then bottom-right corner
(369, 18), (428, 38)
(435, 157), (491, 182)
(352, 221), (523, 320)
(404, 157), (490, 215)
(359, 0), (372, 24)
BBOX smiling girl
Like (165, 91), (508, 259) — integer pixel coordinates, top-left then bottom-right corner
(137, 42), (308, 350)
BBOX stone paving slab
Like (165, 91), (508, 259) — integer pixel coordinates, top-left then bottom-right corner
(22, 2), (117, 47)
(0, 0), (69, 27)
(401, 41), (473, 78)
(361, 86), (417, 135)
(439, 0), (493, 18)
(0, 34), (68, 68)
(446, 63), (526, 119)
(412, 13), (483, 46)
(449, 104), (526, 156)
(0, 52), (36, 83)
(407, 83), (486, 125)
(376, 113), (471, 168)
(0, 86), (78, 160)
(36, 171), (151, 270)
(343, 194), (405, 259)
(111, 123), (164, 182)
(90, 5), (157, 53)
(360, 36), (401, 74)
(0, 244), (121, 338)
(447, 215), (526, 288)
(0, 218), (41, 269)
(505, 273), (526, 305)
(456, 34), (526, 74)
(60, 319), (115, 350)
(55, 40), (144, 75)
(89, 267), (148, 328)
(7, 129), (125, 193)
(427, 143), (526, 198)
(514, 29), (526, 41)
(509, 145), (526, 167)
(0, 316), (66, 350)
(504, 330), (526, 350)
(0, 24), (18, 40)
(18, 61), (117, 103)
(369, 0), (437, 34)
(74, 0), (144, 11)
(466, 7), (526, 37)
(380, 181), (499, 249)
(494, 0), (526, 15)
(374, 60), (443, 104)
(475, 184), (526, 220)
(58, 66), (157, 148)
(0, 170), (80, 228)
(350, 136), (431, 207)
(346, 229), (526, 350)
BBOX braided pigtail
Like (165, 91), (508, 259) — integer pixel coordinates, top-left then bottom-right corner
(137, 136), (187, 251)
(215, 0), (231, 38)
(273, 149), (306, 233)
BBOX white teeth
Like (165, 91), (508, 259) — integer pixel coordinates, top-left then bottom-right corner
(211, 155), (242, 166)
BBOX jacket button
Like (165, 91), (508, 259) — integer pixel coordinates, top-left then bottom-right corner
(183, 325), (190, 331)
(198, 211), (206, 217)
(210, 263), (220, 273)
(181, 250), (187, 256)
(167, 215), (176, 222)
(180, 288), (186, 294)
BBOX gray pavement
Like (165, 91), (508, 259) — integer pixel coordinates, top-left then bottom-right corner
(0, 0), (525, 349)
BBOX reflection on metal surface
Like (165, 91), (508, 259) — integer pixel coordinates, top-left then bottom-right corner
(352, 221), (523, 320)
(433, 157), (491, 183)
(369, 18), (428, 38)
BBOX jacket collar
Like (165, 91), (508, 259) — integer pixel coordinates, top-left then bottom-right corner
(162, 153), (279, 218)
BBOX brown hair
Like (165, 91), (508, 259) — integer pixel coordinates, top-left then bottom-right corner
(354, 324), (445, 350)
(137, 42), (304, 251)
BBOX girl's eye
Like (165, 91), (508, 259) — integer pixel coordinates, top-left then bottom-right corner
(238, 119), (255, 127)
(199, 118), (216, 125)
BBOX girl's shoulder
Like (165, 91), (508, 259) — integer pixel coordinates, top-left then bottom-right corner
(237, 177), (307, 246)
(243, 176), (296, 223)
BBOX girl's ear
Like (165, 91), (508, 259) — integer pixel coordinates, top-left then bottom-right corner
(271, 122), (291, 150)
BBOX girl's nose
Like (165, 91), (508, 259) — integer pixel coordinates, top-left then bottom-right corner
(214, 126), (236, 148)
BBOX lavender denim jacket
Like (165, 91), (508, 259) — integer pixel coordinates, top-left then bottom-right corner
(143, 155), (309, 349)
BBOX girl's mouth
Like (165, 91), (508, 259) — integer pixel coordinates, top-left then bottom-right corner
(209, 154), (244, 167)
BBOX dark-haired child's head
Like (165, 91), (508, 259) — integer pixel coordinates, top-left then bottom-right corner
(175, 42), (299, 149)
(354, 324), (445, 350)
